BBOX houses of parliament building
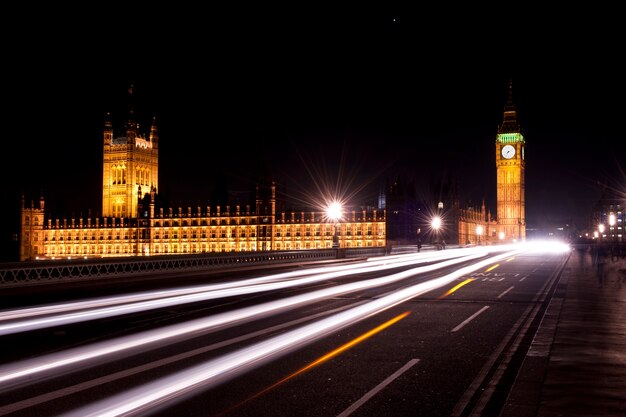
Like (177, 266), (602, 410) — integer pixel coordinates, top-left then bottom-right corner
(19, 90), (387, 261)
(18, 83), (526, 261)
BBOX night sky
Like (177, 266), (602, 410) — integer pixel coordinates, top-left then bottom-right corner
(4, 6), (625, 255)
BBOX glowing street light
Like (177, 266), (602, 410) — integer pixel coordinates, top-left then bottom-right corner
(326, 201), (343, 249)
(476, 225), (483, 246)
(609, 214), (616, 241)
(432, 216), (442, 249)
(598, 223), (605, 239)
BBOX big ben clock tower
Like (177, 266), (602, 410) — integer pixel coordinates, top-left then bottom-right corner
(496, 80), (526, 242)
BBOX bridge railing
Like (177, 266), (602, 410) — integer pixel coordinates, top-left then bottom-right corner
(0, 247), (386, 287)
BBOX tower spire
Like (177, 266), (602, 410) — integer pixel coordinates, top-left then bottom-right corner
(126, 83), (138, 144)
(127, 83), (135, 117)
(149, 116), (159, 148)
(498, 79), (521, 134)
(104, 112), (113, 145)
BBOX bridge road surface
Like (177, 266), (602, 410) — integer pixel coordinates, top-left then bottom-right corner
(0, 247), (570, 416)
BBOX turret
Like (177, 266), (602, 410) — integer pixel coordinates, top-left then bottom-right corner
(20, 194), (45, 261)
(150, 116), (159, 149)
(125, 84), (137, 145)
(104, 112), (113, 146)
(149, 186), (156, 218)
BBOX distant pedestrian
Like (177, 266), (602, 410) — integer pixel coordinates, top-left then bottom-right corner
(619, 268), (626, 287)
(594, 245), (608, 287)
(611, 244), (620, 262)
(577, 245), (589, 271)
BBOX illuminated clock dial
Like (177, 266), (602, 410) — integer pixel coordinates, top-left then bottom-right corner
(501, 144), (515, 159)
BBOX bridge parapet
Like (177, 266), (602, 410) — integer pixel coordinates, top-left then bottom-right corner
(0, 248), (386, 287)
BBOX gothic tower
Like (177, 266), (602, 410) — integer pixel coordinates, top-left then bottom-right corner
(495, 80), (526, 242)
(20, 194), (45, 261)
(102, 85), (159, 218)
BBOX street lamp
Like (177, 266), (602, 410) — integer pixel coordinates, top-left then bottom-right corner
(432, 216), (442, 249)
(609, 214), (616, 241)
(476, 225), (483, 246)
(598, 223), (605, 240)
(326, 201), (343, 249)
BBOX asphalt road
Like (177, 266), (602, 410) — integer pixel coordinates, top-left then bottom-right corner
(0, 245), (568, 417)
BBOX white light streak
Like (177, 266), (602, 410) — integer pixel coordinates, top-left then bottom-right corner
(60, 249), (524, 417)
(0, 251), (492, 388)
(0, 250), (470, 335)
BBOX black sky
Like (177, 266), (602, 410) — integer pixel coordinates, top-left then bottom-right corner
(5, 6), (626, 242)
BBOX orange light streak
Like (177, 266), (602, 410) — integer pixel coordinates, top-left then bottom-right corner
(221, 310), (410, 415)
(437, 278), (474, 300)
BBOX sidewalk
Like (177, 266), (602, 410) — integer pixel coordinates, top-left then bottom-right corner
(502, 247), (626, 417)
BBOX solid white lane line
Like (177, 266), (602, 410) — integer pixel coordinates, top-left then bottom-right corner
(336, 359), (420, 417)
(497, 286), (514, 299)
(451, 306), (490, 333)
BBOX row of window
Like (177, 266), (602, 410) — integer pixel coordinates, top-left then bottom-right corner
(110, 166), (151, 186)
(42, 232), (383, 242)
(35, 239), (384, 256)
(38, 224), (383, 240)
(27, 216), (384, 229)
(23, 216), (41, 226)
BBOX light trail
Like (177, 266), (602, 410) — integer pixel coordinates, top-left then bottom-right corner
(0, 254), (426, 321)
(0, 250), (468, 336)
(437, 278), (474, 300)
(0, 251), (490, 388)
(222, 311), (411, 415)
(59, 249), (525, 417)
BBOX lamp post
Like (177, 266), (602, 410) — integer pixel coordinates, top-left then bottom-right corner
(432, 216), (442, 250)
(609, 214), (616, 242)
(326, 201), (343, 249)
(476, 225), (483, 246)
(598, 223), (605, 241)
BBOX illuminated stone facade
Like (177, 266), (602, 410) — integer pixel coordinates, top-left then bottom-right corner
(591, 185), (624, 243)
(457, 201), (497, 246)
(102, 106), (159, 219)
(20, 188), (385, 261)
(429, 181), (497, 247)
(495, 81), (526, 242)
(19, 94), (385, 261)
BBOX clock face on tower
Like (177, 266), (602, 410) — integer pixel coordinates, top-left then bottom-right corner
(501, 144), (515, 159)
